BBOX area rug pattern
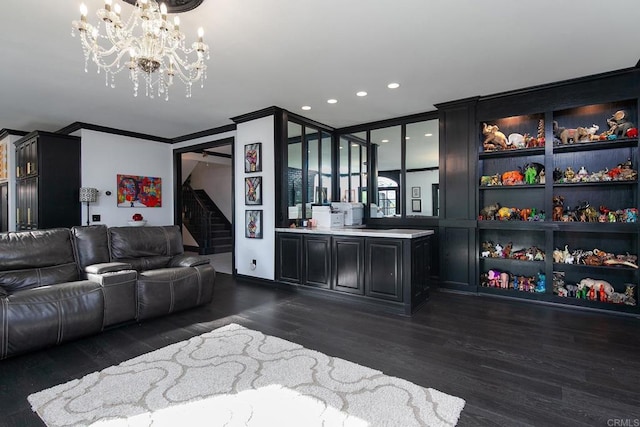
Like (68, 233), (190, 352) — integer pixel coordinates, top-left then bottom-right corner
(28, 323), (465, 426)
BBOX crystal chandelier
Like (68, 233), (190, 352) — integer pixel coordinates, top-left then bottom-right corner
(72, 0), (209, 100)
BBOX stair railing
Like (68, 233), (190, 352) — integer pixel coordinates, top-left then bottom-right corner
(182, 184), (213, 252)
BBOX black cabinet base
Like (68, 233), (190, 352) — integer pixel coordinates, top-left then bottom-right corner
(280, 281), (430, 316)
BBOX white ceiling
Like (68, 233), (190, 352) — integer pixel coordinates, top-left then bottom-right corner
(1, 1), (639, 139)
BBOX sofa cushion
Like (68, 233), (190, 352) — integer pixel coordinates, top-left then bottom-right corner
(0, 281), (104, 359)
(0, 263), (79, 294)
(0, 229), (79, 293)
(85, 262), (133, 274)
(109, 226), (183, 262)
(136, 264), (215, 320)
(71, 225), (111, 271)
(0, 229), (75, 270)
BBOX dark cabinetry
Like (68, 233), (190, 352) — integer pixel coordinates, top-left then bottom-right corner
(332, 236), (364, 294)
(275, 233), (302, 284)
(275, 231), (432, 315)
(304, 235), (331, 288)
(365, 239), (402, 301)
(477, 99), (639, 315)
(14, 131), (81, 230)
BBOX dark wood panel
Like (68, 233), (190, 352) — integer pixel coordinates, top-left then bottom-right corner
(276, 233), (302, 284)
(332, 236), (364, 294)
(303, 235), (331, 288)
(365, 238), (402, 301)
(440, 227), (474, 289)
(411, 236), (431, 308)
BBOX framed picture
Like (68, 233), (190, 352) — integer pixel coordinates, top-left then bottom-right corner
(245, 210), (263, 239)
(0, 141), (7, 181)
(412, 199), (422, 212)
(245, 176), (262, 205)
(117, 174), (162, 207)
(411, 186), (421, 198)
(244, 142), (262, 173)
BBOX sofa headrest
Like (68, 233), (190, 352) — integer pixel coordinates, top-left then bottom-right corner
(109, 225), (183, 260)
(71, 225), (110, 270)
(0, 228), (75, 270)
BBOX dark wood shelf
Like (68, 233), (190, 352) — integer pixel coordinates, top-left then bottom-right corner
(553, 180), (636, 188)
(546, 294), (639, 313)
(479, 147), (544, 159)
(479, 184), (545, 190)
(553, 138), (638, 154)
(478, 220), (547, 230)
(478, 286), (548, 300)
(552, 262), (638, 273)
(481, 257), (545, 267)
(549, 221), (638, 233)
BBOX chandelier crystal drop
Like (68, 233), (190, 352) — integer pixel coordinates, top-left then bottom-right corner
(71, 0), (209, 100)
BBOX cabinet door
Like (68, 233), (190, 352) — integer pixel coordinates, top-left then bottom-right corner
(365, 238), (403, 301)
(332, 236), (364, 294)
(303, 235), (331, 288)
(276, 233), (302, 284)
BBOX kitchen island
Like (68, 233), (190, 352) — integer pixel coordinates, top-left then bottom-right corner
(275, 227), (434, 315)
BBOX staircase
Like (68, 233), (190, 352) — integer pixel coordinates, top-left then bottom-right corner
(182, 184), (232, 254)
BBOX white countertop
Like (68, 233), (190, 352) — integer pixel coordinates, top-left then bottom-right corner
(275, 227), (434, 239)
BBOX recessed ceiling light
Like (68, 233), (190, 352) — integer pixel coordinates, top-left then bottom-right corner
(387, 82), (400, 89)
(405, 136), (410, 140)
(327, 99), (338, 104)
(425, 133), (433, 137)
(356, 91), (367, 97)
(301, 106), (311, 111)
(381, 139), (389, 143)
(351, 143), (359, 147)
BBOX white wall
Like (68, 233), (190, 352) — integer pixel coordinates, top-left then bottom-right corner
(405, 169), (438, 216)
(80, 129), (173, 227)
(235, 116), (275, 280)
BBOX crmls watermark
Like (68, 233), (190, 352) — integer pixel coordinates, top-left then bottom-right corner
(607, 419), (640, 427)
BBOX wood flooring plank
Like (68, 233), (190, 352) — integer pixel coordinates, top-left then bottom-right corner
(1, 275), (639, 427)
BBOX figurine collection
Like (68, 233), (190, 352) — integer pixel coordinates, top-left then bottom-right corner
(481, 270), (546, 293)
(552, 196), (637, 223)
(481, 241), (545, 261)
(479, 203), (545, 221)
(481, 110), (638, 153)
(480, 162), (545, 186)
(482, 119), (545, 152)
(552, 272), (636, 306)
(551, 245), (638, 268)
(553, 158), (637, 184)
(553, 110), (638, 146)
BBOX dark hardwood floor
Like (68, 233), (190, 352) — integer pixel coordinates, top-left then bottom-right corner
(1, 274), (639, 426)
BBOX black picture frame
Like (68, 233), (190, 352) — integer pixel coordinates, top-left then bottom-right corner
(245, 176), (262, 205)
(244, 143), (262, 173)
(411, 186), (421, 198)
(245, 210), (263, 239)
(411, 199), (422, 212)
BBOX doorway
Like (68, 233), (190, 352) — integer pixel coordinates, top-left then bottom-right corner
(174, 137), (234, 275)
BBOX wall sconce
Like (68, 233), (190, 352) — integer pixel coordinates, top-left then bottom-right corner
(79, 187), (99, 226)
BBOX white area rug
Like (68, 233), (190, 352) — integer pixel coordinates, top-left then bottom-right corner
(28, 324), (465, 426)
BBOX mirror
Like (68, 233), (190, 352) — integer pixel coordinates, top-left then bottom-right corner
(321, 131), (332, 204)
(287, 122), (303, 220)
(306, 127), (319, 218)
(405, 120), (439, 217)
(371, 126), (402, 217)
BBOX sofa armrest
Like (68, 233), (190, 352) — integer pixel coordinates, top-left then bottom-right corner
(85, 262), (133, 275)
(87, 269), (138, 327)
(169, 254), (211, 268)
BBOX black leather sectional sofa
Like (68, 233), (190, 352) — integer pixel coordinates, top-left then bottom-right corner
(0, 225), (215, 359)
